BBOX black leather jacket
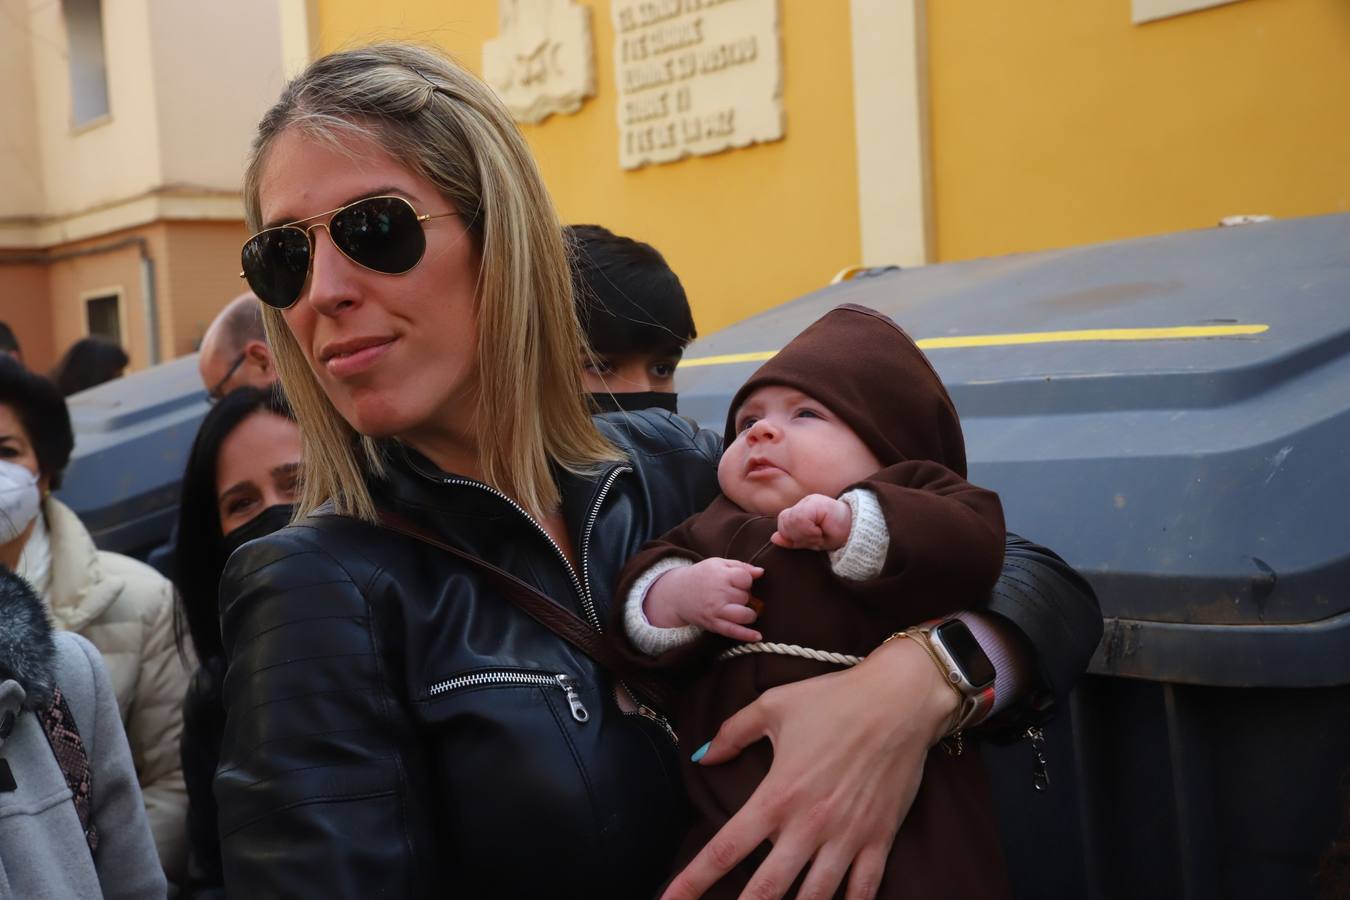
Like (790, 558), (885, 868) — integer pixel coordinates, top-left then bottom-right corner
(215, 411), (1100, 899)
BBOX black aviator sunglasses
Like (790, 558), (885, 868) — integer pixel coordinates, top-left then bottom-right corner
(240, 195), (457, 310)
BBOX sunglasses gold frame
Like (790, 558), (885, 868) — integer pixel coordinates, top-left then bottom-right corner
(239, 195), (457, 309)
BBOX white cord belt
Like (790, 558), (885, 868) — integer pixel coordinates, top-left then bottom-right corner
(716, 641), (863, 668)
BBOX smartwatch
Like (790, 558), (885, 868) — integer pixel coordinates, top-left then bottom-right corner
(922, 619), (997, 732)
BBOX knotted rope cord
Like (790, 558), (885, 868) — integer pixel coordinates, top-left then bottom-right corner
(717, 641), (863, 667)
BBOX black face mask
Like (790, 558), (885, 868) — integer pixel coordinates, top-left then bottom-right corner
(588, 391), (680, 414)
(221, 503), (294, 560)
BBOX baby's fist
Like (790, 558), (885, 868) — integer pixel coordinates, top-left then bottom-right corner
(645, 557), (764, 643)
(771, 494), (853, 551)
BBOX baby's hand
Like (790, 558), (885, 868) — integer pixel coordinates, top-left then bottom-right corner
(771, 494), (853, 551)
(644, 558), (764, 643)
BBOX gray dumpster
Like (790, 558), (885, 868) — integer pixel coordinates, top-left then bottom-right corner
(677, 213), (1350, 900)
(54, 354), (208, 559)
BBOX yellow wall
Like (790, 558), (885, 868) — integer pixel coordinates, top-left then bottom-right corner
(313, 0), (861, 334)
(929, 0), (1350, 261)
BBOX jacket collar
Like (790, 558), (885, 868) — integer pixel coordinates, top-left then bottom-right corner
(42, 497), (125, 633)
(374, 442), (628, 546)
(0, 569), (56, 711)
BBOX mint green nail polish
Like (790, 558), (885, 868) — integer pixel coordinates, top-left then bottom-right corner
(691, 741), (711, 763)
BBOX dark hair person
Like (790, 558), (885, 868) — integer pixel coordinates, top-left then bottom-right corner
(219, 42), (1100, 899)
(49, 336), (129, 396)
(0, 321), (21, 362)
(568, 223), (696, 412)
(171, 386), (300, 899)
(0, 355), (189, 883)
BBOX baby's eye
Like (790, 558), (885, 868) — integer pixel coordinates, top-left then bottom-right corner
(794, 408), (822, 420)
(737, 416), (759, 433)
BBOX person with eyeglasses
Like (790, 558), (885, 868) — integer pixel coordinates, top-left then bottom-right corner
(197, 293), (278, 401)
(219, 43), (1101, 899)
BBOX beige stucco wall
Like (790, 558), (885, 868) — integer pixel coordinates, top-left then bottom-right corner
(26, 0), (164, 222)
(47, 235), (147, 371)
(16, 0), (288, 235)
(0, 261), (55, 372)
(148, 0), (291, 193)
(155, 220), (253, 358)
(0, 0), (46, 220)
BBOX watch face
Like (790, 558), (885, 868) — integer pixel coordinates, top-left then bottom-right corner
(934, 620), (996, 688)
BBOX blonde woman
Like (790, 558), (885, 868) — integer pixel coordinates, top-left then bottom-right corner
(220, 43), (1100, 899)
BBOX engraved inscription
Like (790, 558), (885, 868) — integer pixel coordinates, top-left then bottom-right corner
(484, 0), (596, 125)
(613, 0), (784, 169)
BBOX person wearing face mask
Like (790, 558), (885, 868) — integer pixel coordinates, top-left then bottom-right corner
(568, 223), (697, 414)
(0, 355), (190, 886)
(169, 386), (300, 900)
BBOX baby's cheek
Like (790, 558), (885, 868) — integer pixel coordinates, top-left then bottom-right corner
(715, 443), (742, 495)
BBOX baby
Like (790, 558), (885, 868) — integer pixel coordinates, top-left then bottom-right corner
(616, 304), (1011, 899)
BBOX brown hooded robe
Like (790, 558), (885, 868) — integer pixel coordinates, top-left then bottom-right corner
(614, 305), (1011, 899)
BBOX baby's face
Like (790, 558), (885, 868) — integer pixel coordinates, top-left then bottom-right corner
(718, 385), (882, 516)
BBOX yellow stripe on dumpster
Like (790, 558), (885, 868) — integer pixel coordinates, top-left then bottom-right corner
(680, 324), (1270, 368)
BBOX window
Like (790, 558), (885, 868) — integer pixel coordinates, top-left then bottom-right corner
(86, 294), (121, 343)
(63, 0), (110, 127)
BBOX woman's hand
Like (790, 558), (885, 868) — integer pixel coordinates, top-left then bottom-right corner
(661, 637), (960, 900)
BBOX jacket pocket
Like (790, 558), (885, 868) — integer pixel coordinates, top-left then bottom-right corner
(426, 668), (590, 722)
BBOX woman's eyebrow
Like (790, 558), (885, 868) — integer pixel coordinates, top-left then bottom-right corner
(262, 186), (416, 230)
(270, 461), (301, 480)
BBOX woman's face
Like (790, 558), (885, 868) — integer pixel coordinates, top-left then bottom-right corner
(0, 403), (47, 492)
(258, 127), (482, 444)
(215, 411), (303, 535)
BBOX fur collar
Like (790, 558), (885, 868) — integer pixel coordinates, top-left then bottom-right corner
(0, 568), (56, 710)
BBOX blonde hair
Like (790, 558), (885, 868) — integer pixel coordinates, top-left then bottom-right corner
(243, 42), (619, 522)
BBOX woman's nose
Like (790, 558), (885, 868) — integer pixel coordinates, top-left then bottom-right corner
(303, 226), (360, 317)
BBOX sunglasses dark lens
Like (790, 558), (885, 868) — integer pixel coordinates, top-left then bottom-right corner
(242, 227), (311, 309)
(330, 197), (426, 275)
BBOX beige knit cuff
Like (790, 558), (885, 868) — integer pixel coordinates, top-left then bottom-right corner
(828, 488), (890, 581)
(623, 556), (703, 656)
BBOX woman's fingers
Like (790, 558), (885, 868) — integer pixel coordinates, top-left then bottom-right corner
(734, 826), (820, 900)
(842, 843), (889, 900)
(661, 798), (777, 900)
(695, 693), (772, 767)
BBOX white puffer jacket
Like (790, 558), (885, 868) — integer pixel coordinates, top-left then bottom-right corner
(26, 497), (190, 885)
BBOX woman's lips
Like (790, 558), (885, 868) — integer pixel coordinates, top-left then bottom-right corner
(324, 338), (396, 378)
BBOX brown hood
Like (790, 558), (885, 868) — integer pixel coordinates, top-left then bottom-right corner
(723, 303), (968, 477)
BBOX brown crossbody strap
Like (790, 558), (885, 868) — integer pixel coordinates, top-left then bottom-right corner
(376, 510), (671, 709)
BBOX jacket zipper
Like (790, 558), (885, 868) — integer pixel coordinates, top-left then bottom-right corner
(579, 466), (629, 633)
(440, 472), (622, 632)
(1026, 725), (1049, 791)
(428, 670), (590, 723)
(435, 466), (676, 743)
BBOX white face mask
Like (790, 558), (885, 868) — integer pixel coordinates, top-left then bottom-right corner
(0, 459), (40, 545)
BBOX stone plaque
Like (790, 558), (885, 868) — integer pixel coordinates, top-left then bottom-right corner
(484, 0), (596, 125)
(613, 0), (784, 170)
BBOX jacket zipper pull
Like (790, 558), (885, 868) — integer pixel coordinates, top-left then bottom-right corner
(556, 675), (590, 723)
(637, 704), (679, 745)
(1026, 725), (1050, 791)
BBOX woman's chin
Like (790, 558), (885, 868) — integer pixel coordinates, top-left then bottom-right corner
(338, 395), (420, 440)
